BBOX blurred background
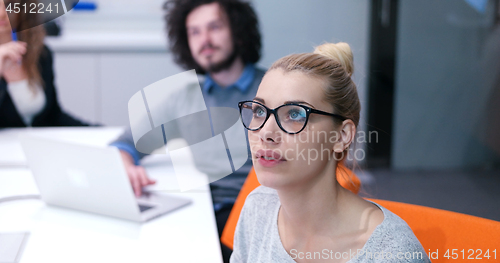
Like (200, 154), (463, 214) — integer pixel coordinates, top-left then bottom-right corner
(47, 0), (500, 219)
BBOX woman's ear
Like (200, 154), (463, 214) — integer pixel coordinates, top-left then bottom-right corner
(333, 119), (356, 153)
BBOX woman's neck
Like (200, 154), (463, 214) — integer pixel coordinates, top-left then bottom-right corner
(277, 162), (350, 242)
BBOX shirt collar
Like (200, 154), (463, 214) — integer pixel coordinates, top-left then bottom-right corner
(202, 64), (256, 93)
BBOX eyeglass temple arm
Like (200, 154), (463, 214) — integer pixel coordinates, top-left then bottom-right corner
(309, 109), (347, 120)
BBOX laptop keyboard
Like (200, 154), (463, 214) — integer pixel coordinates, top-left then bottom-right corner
(138, 204), (154, 213)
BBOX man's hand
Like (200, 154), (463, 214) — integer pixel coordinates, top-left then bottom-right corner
(119, 150), (156, 197)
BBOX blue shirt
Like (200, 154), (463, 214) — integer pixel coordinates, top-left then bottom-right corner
(202, 63), (256, 94)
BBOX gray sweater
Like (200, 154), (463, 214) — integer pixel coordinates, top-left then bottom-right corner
(231, 186), (431, 262)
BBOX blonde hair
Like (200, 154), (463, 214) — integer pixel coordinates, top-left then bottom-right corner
(269, 42), (360, 127)
(268, 42), (361, 193)
(314, 42), (354, 77)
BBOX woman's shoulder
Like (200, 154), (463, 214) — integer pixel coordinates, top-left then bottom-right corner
(232, 186), (288, 263)
(360, 201), (430, 261)
(38, 45), (54, 77)
(374, 202), (419, 234)
(236, 186), (280, 244)
(39, 45), (53, 62)
(241, 186), (280, 214)
(247, 185), (279, 203)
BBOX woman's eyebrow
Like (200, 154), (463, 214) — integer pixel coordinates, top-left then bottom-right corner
(283, 100), (315, 108)
(253, 98), (315, 108)
(253, 97), (265, 103)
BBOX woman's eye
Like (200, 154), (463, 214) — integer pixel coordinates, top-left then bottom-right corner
(288, 109), (306, 121)
(253, 107), (266, 117)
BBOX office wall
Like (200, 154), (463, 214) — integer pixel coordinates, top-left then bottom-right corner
(54, 1), (371, 144)
(87, 0), (372, 128)
(392, 0), (500, 169)
(91, 0), (165, 15)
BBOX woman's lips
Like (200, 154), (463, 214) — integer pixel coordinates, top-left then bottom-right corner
(255, 149), (286, 168)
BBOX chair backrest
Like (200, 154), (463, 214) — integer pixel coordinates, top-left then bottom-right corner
(366, 198), (500, 262)
(221, 168), (260, 250)
(222, 169), (500, 263)
(221, 166), (361, 250)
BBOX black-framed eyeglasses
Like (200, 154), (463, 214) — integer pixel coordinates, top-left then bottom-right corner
(238, 100), (347, 134)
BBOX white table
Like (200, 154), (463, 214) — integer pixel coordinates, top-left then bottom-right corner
(0, 127), (223, 263)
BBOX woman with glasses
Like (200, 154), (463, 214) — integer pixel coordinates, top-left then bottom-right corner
(231, 42), (429, 262)
(0, 0), (89, 127)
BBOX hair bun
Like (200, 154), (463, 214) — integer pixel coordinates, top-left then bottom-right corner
(314, 42), (354, 77)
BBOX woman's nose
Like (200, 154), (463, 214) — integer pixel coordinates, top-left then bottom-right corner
(259, 114), (282, 144)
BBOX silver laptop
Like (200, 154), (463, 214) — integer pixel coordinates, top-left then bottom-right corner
(19, 135), (191, 222)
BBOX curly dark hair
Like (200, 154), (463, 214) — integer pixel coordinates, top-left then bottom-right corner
(163, 0), (261, 74)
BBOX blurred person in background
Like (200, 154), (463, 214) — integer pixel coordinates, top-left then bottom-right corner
(110, 0), (264, 261)
(0, 0), (89, 127)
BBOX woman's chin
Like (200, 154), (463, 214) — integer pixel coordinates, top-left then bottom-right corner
(255, 169), (289, 189)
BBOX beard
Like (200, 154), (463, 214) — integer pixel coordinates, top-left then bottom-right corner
(205, 46), (238, 73)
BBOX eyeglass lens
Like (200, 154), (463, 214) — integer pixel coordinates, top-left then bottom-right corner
(240, 101), (307, 133)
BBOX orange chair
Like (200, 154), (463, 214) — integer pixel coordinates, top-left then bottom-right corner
(221, 168), (500, 263)
(365, 198), (500, 262)
(220, 168), (261, 250)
